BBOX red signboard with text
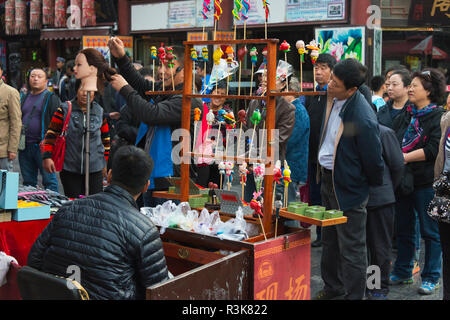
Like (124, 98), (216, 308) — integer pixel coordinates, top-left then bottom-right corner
(253, 229), (311, 300)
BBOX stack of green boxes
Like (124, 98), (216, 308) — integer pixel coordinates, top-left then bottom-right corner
(304, 206), (326, 220)
(323, 210), (343, 220)
(168, 186), (176, 193)
(189, 189), (210, 208)
(287, 202), (308, 215)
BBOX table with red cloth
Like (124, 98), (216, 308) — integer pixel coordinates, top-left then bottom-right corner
(0, 218), (52, 266)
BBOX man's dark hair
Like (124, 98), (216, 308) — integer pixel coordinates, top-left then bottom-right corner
(29, 68), (48, 80)
(384, 64), (408, 79)
(391, 69), (412, 87)
(64, 60), (75, 74)
(371, 75), (385, 92)
(333, 58), (366, 90)
(316, 53), (337, 70)
(412, 68), (447, 105)
(111, 145), (154, 196)
(139, 67), (153, 78)
(171, 45), (185, 66)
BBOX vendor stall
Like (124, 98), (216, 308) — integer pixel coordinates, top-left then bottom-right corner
(140, 37), (347, 300)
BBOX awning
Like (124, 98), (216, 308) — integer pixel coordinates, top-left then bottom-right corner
(40, 26), (112, 40)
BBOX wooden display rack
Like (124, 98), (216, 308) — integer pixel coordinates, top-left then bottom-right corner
(143, 37), (347, 300)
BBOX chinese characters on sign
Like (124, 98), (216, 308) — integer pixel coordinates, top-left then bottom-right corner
(409, 0), (450, 25)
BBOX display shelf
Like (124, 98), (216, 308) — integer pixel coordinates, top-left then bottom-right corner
(151, 191), (204, 200)
(279, 209), (347, 227)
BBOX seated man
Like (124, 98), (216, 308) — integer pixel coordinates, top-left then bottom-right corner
(27, 145), (168, 300)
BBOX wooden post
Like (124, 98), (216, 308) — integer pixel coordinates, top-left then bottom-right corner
(262, 40), (277, 236)
(180, 45), (193, 203)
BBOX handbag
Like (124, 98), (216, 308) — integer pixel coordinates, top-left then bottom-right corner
(41, 102), (72, 172)
(18, 106), (36, 151)
(428, 172), (450, 224)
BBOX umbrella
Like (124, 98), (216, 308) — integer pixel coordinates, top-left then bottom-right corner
(409, 35), (433, 55)
(431, 46), (448, 60)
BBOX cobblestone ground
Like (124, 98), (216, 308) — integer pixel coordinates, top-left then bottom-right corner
(309, 225), (444, 300)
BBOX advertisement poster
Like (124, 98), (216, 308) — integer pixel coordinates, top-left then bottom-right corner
(82, 36), (134, 64)
(169, 0), (196, 29)
(315, 26), (366, 63)
(287, 0), (345, 22)
(82, 36), (110, 63)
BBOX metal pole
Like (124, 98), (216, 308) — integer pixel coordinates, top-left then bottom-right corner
(85, 91), (91, 196)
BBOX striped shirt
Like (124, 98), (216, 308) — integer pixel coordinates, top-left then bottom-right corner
(42, 106), (110, 162)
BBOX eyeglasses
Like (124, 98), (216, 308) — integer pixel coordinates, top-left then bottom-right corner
(421, 70), (431, 81)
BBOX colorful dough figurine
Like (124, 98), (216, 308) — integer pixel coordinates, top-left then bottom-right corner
(306, 40), (321, 91)
(158, 43), (166, 90)
(249, 47), (258, 96)
(236, 109), (246, 157)
(279, 41), (291, 91)
(296, 40), (307, 92)
(150, 46), (157, 91)
(248, 108), (261, 158)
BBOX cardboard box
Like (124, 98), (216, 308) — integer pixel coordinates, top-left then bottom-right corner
(12, 204), (51, 222)
(0, 170), (19, 209)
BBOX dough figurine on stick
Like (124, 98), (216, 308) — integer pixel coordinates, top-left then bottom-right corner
(296, 40), (307, 92)
(202, 0), (211, 40)
(279, 41), (291, 92)
(158, 43), (166, 91)
(202, 47), (209, 92)
(232, 0), (242, 40)
(242, 0), (251, 40)
(213, 0), (223, 40)
(250, 193), (267, 240)
(282, 161), (292, 208)
(225, 46), (234, 95)
(213, 47), (223, 93)
(306, 40), (321, 92)
(236, 109), (246, 158)
(248, 108), (261, 159)
(150, 46), (157, 91)
(274, 194), (283, 238)
(249, 47), (258, 96)
(262, 0), (270, 39)
(193, 107), (202, 153)
(166, 46), (176, 91)
(239, 161), (249, 200)
(237, 46), (248, 96)
(190, 48), (198, 93)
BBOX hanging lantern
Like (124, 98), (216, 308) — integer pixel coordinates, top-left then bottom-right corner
(43, 0), (55, 26)
(82, 0), (96, 27)
(30, 0), (42, 30)
(5, 0), (15, 36)
(14, 0), (27, 35)
(55, 0), (67, 28)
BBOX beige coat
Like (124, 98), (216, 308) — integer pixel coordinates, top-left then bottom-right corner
(0, 79), (22, 158)
(434, 111), (450, 179)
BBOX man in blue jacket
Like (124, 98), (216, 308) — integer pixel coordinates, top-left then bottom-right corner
(315, 59), (384, 300)
(19, 68), (60, 192)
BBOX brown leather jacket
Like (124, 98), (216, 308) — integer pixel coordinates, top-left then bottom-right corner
(0, 80), (21, 158)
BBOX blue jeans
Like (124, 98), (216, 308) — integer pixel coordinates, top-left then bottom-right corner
(19, 144), (59, 192)
(393, 187), (442, 283)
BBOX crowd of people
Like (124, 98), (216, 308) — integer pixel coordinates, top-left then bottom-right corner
(0, 37), (449, 301)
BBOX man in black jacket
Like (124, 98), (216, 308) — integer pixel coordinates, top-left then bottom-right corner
(108, 37), (201, 198)
(27, 145), (169, 300)
(366, 124), (404, 300)
(315, 59), (384, 300)
(304, 53), (336, 247)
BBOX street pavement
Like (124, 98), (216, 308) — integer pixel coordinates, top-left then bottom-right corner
(309, 225), (443, 300)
